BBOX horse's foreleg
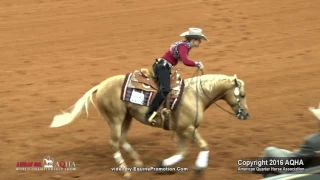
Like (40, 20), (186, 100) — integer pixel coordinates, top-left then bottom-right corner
(120, 115), (144, 167)
(177, 131), (188, 157)
(186, 126), (209, 174)
(157, 131), (187, 168)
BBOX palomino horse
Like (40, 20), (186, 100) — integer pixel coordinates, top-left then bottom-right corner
(50, 70), (249, 179)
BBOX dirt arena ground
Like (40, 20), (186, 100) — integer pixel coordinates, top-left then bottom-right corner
(1, 0), (320, 179)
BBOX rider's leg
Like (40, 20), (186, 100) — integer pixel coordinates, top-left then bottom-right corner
(145, 64), (171, 122)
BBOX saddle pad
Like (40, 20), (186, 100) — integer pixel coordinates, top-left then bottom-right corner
(121, 73), (185, 110)
(121, 73), (154, 106)
(123, 87), (154, 106)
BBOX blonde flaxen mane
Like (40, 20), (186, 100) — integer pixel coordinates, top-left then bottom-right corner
(185, 74), (244, 91)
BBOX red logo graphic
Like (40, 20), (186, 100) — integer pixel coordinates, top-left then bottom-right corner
(16, 162), (42, 167)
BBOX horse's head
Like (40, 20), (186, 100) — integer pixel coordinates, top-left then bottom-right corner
(222, 74), (249, 120)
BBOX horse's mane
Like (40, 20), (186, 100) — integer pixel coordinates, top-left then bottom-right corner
(184, 74), (244, 91)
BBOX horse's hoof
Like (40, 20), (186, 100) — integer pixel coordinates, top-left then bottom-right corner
(156, 160), (164, 168)
(123, 172), (131, 180)
(134, 160), (144, 167)
(194, 167), (203, 176)
(155, 160), (164, 174)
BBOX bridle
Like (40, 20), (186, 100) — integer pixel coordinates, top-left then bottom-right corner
(192, 69), (247, 127)
(210, 79), (247, 120)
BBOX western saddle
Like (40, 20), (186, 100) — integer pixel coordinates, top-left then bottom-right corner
(130, 68), (183, 128)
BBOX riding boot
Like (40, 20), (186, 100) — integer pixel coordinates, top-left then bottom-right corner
(145, 59), (171, 123)
(145, 92), (165, 123)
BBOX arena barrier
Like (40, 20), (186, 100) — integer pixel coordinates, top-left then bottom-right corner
(262, 165), (320, 180)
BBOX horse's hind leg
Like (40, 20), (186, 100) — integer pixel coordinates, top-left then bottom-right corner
(120, 113), (144, 167)
(99, 109), (131, 179)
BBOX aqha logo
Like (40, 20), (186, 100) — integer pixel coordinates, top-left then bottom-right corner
(43, 156), (54, 168)
(56, 160), (76, 171)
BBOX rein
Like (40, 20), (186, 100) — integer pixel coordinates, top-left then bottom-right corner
(192, 69), (201, 143)
(190, 69), (235, 143)
(170, 68), (235, 141)
(213, 103), (235, 116)
(192, 69), (235, 116)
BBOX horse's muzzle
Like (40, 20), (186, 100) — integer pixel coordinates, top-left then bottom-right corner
(236, 108), (249, 120)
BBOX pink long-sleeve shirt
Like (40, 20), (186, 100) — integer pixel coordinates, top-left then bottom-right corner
(161, 40), (197, 67)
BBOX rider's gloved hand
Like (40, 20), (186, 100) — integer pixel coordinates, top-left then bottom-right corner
(195, 62), (204, 69)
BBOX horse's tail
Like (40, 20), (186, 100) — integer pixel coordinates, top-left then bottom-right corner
(50, 84), (100, 128)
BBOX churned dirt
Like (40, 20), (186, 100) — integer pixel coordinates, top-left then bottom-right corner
(1, 0), (320, 180)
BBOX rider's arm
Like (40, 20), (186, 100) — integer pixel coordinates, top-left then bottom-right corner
(178, 45), (197, 67)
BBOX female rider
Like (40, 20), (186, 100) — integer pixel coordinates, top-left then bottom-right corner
(145, 27), (208, 123)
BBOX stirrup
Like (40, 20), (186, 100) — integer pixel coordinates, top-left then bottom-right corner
(148, 111), (157, 124)
(161, 108), (171, 119)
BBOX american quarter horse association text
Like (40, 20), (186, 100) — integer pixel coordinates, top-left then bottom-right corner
(50, 68), (250, 179)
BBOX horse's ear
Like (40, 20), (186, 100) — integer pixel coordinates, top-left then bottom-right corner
(233, 74), (239, 86)
(233, 74), (237, 79)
